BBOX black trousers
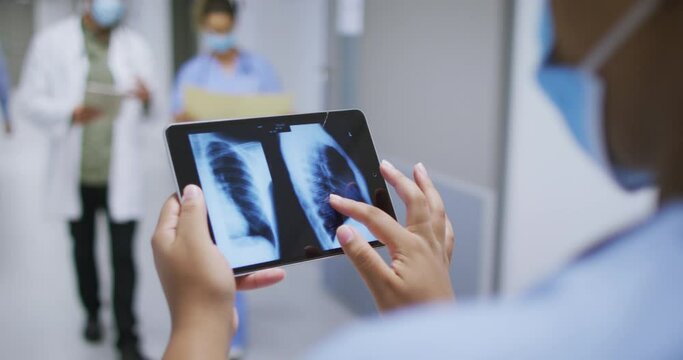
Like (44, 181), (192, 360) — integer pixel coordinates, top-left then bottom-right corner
(69, 185), (138, 348)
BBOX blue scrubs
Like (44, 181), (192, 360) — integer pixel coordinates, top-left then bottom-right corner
(172, 51), (282, 116)
(172, 50), (282, 351)
(306, 199), (683, 359)
(0, 43), (11, 123)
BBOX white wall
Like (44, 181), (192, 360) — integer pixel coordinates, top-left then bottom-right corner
(500, 0), (656, 294)
(348, 0), (506, 296)
(34, 0), (74, 32)
(235, 0), (329, 113)
(358, 0), (506, 190)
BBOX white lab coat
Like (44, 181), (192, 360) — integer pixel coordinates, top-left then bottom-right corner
(16, 17), (157, 222)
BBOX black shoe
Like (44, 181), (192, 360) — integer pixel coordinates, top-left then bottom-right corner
(83, 316), (103, 343)
(119, 342), (148, 360)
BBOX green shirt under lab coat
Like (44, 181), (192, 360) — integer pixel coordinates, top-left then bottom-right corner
(80, 22), (116, 186)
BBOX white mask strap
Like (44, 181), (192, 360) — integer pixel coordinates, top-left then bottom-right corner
(580, 0), (661, 72)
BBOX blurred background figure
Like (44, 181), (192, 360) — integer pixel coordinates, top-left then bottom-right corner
(172, 1), (281, 357)
(14, 0), (156, 359)
(0, 40), (11, 135)
(173, 0), (282, 123)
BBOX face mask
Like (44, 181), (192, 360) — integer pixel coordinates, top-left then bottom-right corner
(91, 0), (125, 28)
(537, 0), (660, 190)
(202, 32), (237, 54)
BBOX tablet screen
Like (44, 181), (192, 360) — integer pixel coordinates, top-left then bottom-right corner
(166, 110), (394, 274)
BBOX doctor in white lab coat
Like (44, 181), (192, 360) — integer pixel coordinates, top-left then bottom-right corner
(17, 6), (154, 221)
(16, 1), (155, 359)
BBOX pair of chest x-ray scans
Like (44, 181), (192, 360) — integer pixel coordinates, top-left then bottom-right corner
(169, 110), (393, 274)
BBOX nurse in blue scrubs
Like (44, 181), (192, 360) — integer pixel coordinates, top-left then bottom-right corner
(171, 1), (281, 358)
(172, 0), (281, 123)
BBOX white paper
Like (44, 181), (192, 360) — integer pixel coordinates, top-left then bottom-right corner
(84, 82), (124, 119)
(86, 81), (124, 97)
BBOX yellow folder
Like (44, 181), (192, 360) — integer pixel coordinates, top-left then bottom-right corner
(184, 86), (293, 121)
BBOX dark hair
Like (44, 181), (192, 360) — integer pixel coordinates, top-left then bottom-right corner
(200, 0), (239, 20)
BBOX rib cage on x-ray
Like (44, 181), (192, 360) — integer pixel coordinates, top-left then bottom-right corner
(189, 134), (279, 268)
(280, 124), (374, 250)
(312, 146), (363, 240)
(207, 142), (275, 244)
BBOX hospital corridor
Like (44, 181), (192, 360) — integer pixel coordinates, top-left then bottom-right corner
(1, 0), (676, 359)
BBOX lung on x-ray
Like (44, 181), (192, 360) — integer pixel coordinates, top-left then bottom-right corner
(280, 124), (374, 250)
(187, 122), (375, 269)
(189, 133), (279, 268)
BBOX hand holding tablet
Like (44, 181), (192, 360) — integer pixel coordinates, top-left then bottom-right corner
(157, 112), (455, 356)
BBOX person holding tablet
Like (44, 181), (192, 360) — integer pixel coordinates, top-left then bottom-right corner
(170, 0), (282, 357)
(153, 0), (683, 358)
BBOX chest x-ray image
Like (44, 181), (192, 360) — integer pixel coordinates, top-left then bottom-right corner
(187, 119), (376, 271)
(280, 124), (374, 250)
(190, 134), (279, 268)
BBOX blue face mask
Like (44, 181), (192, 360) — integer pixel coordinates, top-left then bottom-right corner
(91, 0), (125, 28)
(537, 0), (660, 190)
(202, 32), (237, 54)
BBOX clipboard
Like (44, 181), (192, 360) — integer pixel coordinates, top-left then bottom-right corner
(84, 81), (124, 119)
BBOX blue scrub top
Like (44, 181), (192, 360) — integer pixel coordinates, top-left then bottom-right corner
(306, 199), (683, 359)
(0, 43), (11, 121)
(172, 51), (282, 115)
